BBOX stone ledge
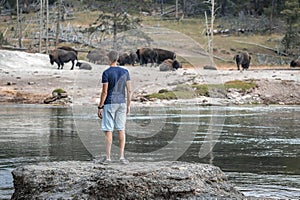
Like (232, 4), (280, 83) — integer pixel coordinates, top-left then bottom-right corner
(11, 161), (245, 199)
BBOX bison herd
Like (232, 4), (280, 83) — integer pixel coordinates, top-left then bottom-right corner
(49, 46), (300, 71)
(48, 46), (181, 71)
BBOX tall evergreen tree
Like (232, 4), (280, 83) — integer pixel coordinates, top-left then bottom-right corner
(280, 0), (300, 54)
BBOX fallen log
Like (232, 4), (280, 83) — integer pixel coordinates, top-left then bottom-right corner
(234, 40), (288, 56)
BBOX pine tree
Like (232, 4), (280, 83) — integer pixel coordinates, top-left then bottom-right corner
(280, 0), (300, 54)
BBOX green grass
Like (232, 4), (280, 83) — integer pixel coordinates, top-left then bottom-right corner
(144, 90), (177, 100)
(143, 80), (257, 100)
(224, 80), (257, 90)
(142, 17), (286, 66)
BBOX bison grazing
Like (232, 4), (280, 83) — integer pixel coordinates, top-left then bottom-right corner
(159, 59), (182, 71)
(76, 62), (92, 70)
(234, 51), (251, 70)
(154, 48), (176, 64)
(290, 60), (300, 67)
(49, 49), (78, 70)
(136, 47), (158, 67)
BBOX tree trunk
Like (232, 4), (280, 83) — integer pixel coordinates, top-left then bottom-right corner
(175, 0), (178, 20)
(113, 7), (117, 50)
(17, 0), (22, 48)
(46, 0), (49, 54)
(56, 0), (61, 48)
(210, 0), (214, 62)
(39, 0), (43, 53)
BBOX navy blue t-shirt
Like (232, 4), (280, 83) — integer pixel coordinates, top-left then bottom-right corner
(102, 66), (130, 104)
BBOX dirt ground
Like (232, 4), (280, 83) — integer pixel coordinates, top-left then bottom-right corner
(0, 50), (300, 106)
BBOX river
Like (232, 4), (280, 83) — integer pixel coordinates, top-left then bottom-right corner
(0, 104), (299, 199)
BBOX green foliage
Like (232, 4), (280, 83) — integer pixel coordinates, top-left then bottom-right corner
(280, 0), (300, 53)
(191, 84), (210, 97)
(52, 88), (66, 94)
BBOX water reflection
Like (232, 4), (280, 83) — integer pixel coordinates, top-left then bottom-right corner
(48, 107), (91, 161)
(126, 108), (182, 153)
(0, 105), (299, 199)
(0, 105), (92, 200)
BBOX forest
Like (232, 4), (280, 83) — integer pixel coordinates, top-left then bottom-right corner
(1, 0), (300, 57)
(0, 0), (296, 17)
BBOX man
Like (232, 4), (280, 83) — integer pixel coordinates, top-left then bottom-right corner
(97, 50), (131, 164)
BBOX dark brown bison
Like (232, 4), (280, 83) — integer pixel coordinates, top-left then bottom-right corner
(290, 60), (300, 67)
(57, 46), (78, 55)
(129, 51), (139, 65)
(159, 59), (182, 71)
(154, 48), (176, 64)
(172, 60), (182, 70)
(136, 47), (157, 67)
(118, 53), (131, 66)
(49, 49), (78, 70)
(118, 52), (139, 66)
(234, 51), (251, 70)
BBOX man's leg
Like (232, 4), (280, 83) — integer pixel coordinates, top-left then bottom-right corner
(118, 130), (126, 159)
(105, 131), (113, 160)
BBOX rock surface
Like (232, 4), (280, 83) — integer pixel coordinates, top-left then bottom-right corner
(11, 161), (244, 200)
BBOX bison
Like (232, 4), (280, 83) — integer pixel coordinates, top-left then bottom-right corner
(57, 46), (78, 55)
(136, 47), (157, 67)
(234, 51), (251, 70)
(118, 53), (131, 66)
(87, 49), (108, 64)
(76, 62), (92, 70)
(129, 51), (139, 65)
(118, 51), (139, 66)
(290, 60), (300, 67)
(159, 59), (182, 71)
(49, 49), (78, 70)
(154, 48), (176, 64)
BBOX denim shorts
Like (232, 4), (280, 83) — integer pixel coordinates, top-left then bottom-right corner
(101, 103), (126, 131)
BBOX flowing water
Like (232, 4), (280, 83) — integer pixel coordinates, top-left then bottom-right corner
(0, 104), (299, 199)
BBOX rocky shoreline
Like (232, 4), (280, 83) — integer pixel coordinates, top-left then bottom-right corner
(1, 50), (300, 107)
(11, 161), (245, 200)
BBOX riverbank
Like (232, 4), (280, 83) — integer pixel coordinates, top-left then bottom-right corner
(0, 49), (300, 106)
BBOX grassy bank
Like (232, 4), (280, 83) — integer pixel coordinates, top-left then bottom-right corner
(144, 80), (257, 100)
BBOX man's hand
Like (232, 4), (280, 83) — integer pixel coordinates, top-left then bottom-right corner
(98, 109), (103, 119)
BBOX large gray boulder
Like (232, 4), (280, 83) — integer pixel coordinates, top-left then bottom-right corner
(11, 161), (244, 199)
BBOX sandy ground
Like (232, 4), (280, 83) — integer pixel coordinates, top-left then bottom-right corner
(1, 49), (300, 106)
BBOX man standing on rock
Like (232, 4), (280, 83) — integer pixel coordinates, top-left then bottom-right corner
(97, 50), (131, 164)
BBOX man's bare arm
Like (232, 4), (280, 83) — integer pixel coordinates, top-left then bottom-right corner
(126, 80), (132, 114)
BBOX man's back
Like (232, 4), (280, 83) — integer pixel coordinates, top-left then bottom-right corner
(102, 66), (130, 104)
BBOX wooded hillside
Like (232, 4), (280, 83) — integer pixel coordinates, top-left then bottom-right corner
(1, 0), (300, 65)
